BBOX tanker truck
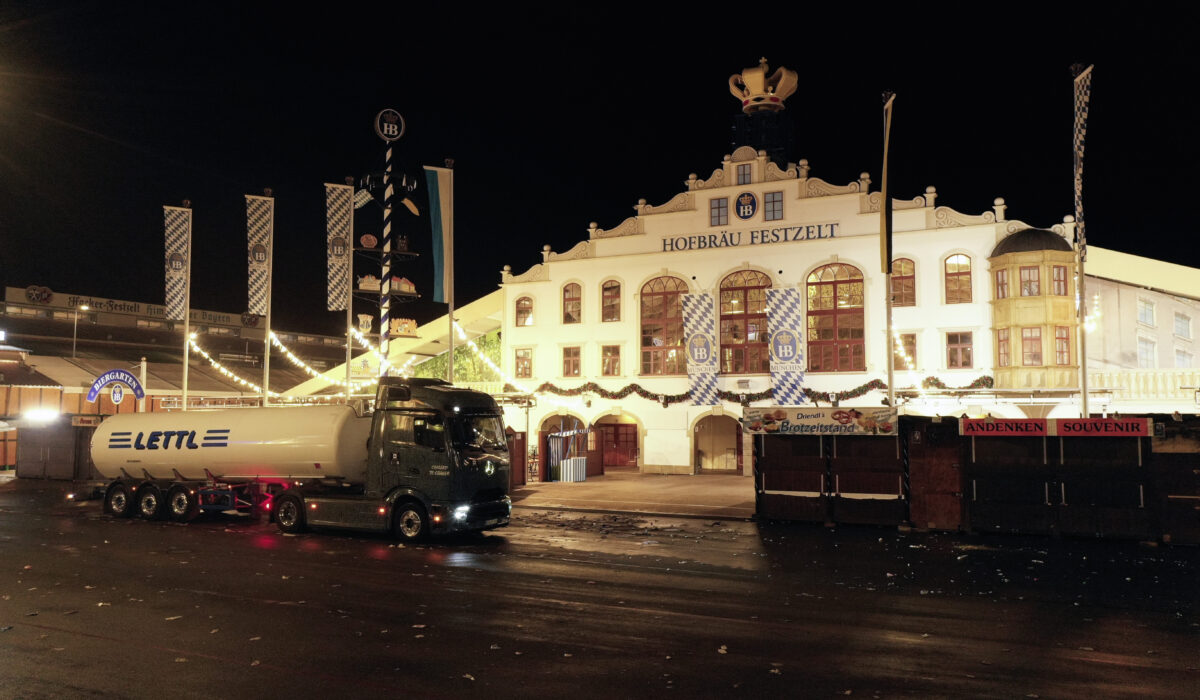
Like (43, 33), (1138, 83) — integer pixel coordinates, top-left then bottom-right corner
(89, 378), (512, 541)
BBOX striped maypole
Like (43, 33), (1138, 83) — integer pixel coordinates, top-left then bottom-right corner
(374, 109), (406, 378)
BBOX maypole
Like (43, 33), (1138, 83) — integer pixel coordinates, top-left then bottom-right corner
(374, 109), (406, 378)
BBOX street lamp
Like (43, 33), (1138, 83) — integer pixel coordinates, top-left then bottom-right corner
(72, 305), (89, 358)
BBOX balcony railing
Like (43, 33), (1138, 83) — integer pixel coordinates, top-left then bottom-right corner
(1089, 368), (1200, 403)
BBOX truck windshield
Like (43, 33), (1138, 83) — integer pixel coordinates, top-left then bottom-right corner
(450, 415), (508, 451)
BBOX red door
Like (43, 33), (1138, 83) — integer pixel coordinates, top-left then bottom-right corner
(600, 424), (638, 469)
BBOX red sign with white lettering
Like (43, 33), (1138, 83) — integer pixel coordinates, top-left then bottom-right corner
(960, 417), (1151, 437)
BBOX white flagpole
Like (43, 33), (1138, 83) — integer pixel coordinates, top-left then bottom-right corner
(263, 190), (274, 406)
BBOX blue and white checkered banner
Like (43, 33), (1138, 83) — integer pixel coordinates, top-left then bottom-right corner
(766, 288), (806, 405)
(682, 293), (718, 405)
(1072, 64), (1093, 261)
(245, 195), (273, 316)
(163, 206), (191, 321)
(325, 183), (352, 311)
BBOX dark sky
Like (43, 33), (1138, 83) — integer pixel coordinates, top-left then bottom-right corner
(1, 3), (1196, 336)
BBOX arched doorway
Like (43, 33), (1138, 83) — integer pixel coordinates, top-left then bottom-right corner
(694, 415), (742, 474)
(538, 414), (588, 481)
(594, 413), (640, 472)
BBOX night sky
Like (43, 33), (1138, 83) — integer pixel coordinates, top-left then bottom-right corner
(1, 4), (1196, 336)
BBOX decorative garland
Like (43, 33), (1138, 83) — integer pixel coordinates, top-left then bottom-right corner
(503, 376), (994, 407)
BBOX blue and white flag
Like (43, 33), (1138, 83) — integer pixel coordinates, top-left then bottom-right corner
(163, 206), (191, 321)
(766, 288), (806, 405)
(245, 195), (273, 316)
(325, 183), (352, 311)
(682, 293), (718, 405)
(424, 166), (454, 305)
(1072, 64), (1093, 261)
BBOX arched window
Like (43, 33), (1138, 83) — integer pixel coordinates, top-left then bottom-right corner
(944, 254), (972, 304)
(562, 283), (581, 324)
(720, 270), (771, 374)
(890, 258), (915, 307)
(807, 263), (865, 372)
(601, 280), (621, 322)
(640, 276), (687, 375)
(515, 297), (533, 326)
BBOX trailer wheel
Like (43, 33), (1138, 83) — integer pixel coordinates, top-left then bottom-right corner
(137, 485), (165, 520)
(274, 495), (306, 534)
(166, 485), (199, 522)
(393, 501), (428, 543)
(105, 483), (134, 518)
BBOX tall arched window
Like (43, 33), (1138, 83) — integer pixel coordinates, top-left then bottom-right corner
(601, 280), (621, 322)
(720, 270), (771, 374)
(640, 276), (687, 375)
(890, 258), (915, 307)
(807, 263), (865, 372)
(944, 254), (972, 304)
(515, 297), (533, 326)
(562, 283), (581, 324)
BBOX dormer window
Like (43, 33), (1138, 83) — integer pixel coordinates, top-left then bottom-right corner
(736, 163), (752, 185)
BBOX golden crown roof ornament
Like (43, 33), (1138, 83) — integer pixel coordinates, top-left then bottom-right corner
(729, 57), (798, 114)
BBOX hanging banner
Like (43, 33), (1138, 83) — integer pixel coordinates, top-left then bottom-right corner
(325, 183), (352, 311)
(424, 166), (454, 304)
(741, 407), (897, 435)
(163, 206), (191, 321)
(246, 195), (273, 316)
(682, 293), (718, 405)
(765, 287), (806, 404)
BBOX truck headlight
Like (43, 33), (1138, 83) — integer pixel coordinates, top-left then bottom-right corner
(453, 505), (470, 521)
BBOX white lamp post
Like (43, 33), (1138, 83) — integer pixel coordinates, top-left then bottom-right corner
(72, 304), (89, 358)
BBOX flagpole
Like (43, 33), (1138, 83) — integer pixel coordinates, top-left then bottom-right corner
(445, 162), (455, 385)
(880, 92), (896, 410)
(1072, 64), (1094, 419)
(345, 177), (354, 395)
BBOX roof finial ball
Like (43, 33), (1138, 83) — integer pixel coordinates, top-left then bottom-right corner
(729, 58), (798, 114)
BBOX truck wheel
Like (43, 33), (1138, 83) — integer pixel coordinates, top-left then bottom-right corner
(105, 483), (134, 518)
(166, 486), (199, 522)
(137, 485), (165, 520)
(274, 495), (306, 534)
(393, 502), (428, 542)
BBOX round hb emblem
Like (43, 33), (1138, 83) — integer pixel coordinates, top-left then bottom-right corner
(110, 384), (125, 406)
(374, 109), (406, 142)
(687, 333), (713, 364)
(249, 244), (268, 265)
(770, 329), (800, 362)
(167, 253), (186, 272)
(735, 191), (758, 220)
(328, 237), (348, 257)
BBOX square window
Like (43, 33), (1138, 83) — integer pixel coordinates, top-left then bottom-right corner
(514, 349), (532, 378)
(892, 333), (916, 371)
(1175, 312), (1191, 339)
(947, 332), (973, 369)
(1052, 266), (1068, 296)
(1021, 328), (1042, 366)
(1177, 349), (1194, 368)
(710, 198), (728, 226)
(602, 345), (620, 376)
(1138, 299), (1155, 326)
(764, 191), (783, 221)
(1055, 326), (1070, 365)
(1019, 266), (1040, 296)
(562, 346), (581, 377)
(1137, 337), (1155, 368)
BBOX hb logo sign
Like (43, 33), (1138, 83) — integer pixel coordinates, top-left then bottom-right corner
(374, 109), (406, 142)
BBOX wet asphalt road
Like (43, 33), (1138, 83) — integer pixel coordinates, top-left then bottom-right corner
(0, 480), (1197, 699)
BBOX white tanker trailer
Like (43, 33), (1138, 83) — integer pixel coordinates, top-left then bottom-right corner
(90, 378), (512, 541)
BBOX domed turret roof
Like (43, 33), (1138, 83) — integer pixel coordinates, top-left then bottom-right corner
(990, 228), (1073, 257)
